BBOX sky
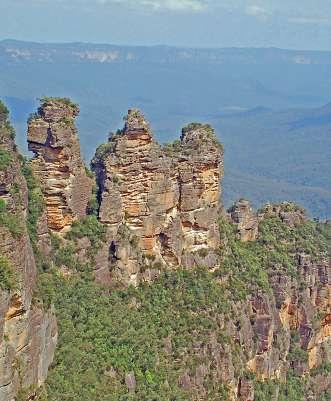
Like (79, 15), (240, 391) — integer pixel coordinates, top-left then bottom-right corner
(1, 0), (331, 49)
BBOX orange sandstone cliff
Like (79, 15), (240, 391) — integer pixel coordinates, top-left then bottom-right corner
(0, 104), (57, 400)
(27, 98), (92, 233)
(92, 109), (223, 270)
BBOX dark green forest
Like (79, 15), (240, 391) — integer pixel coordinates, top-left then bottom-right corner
(29, 211), (330, 401)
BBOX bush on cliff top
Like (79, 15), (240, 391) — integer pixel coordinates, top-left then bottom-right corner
(40, 96), (78, 110)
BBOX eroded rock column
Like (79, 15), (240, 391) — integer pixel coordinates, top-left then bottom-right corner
(27, 98), (92, 233)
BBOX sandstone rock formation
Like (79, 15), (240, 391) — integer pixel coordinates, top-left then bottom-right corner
(1, 98), (328, 401)
(27, 98), (92, 233)
(92, 109), (223, 272)
(228, 199), (258, 242)
(244, 252), (330, 380)
(259, 202), (308, 227)
(0, 107), (57, 401)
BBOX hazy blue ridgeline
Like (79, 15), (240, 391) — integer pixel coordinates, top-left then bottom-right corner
(1, 40), (330, 218)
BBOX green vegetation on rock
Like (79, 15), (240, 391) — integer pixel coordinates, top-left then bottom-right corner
(92, 142), (116, 163)
(37, 267), (231, 401)
(66, 215), (106, 246)
(182, 122), (223, 150)
(0, 100), (9, 124)
(40, 96), (78, 111)
(216, 215), (329, 301)
(0, 198), (24, 238)
(21, 160), (44, 244)
(0, 148), (12, 170)
(0, 100), (15, 139)
(34, 208), (330, 401)
(0, 254), (15, 290)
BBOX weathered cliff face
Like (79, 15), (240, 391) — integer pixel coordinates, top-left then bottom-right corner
(93, 109), (223, 277)
(179, 202), (331, 401)
(27, 98), (92, 233)
(0, 106), (57, 401)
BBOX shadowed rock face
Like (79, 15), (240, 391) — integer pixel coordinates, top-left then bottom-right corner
(0, 115), (57, 401)
(93, 109), (223, 270)
(27, 99), (92, 233)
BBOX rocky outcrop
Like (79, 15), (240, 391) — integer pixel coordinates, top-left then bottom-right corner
(92, 109), (223, 275)
(228, 199), (258, 242)
(259, 202), (308, 227)
(0, 106), (57, 401)
(27, 98), (92, 233)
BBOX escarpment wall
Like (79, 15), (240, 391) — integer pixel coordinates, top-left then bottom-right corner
(27, 99), (92, 233)
(92, 109), (223, 270)
(0, 110), (57, 401)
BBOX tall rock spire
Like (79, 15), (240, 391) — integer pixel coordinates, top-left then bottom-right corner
(27, 97), (92, 233)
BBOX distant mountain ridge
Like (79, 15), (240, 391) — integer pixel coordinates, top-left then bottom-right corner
(2, 39), (331, 65)
(0, 39), (330, 217)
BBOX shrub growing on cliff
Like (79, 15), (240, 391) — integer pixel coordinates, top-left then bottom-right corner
(92, 142), (115, 163)
(0, 148), (12, 170)
(216, 213), (330, 301)
(0, 101), (15, 139)
(21, 160), (44, 244)
(216, 217), (271, 299)
(66, 215), (106, 246)
(0, 100), (9, 124)
(0, 198), (24, 238)
(163, 139), (181, 153)
(0, 254), (15, 290)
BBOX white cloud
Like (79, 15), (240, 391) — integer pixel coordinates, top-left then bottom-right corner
(132, 0), (206, 11)
(245, 4), (271, 20)
(33, 0), (208, 12)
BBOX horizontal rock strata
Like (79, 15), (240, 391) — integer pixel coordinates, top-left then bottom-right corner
(27, 98), (92, 233)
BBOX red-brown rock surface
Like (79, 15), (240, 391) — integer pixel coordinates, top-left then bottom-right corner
(27, 98), (92, 233)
